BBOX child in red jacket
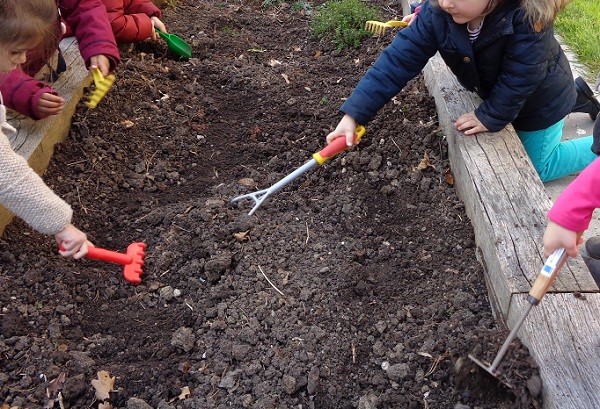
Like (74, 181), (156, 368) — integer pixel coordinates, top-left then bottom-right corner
(0, 0), (92, 258)
(101, 0), (168, 44)
(0, 0), (121, 120)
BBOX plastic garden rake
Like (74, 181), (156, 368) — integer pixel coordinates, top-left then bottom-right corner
(230, 126), (366, 215)
(84, 68), (116, 108)
(365, 20), (408, 35)
(61, 242), (147, 285)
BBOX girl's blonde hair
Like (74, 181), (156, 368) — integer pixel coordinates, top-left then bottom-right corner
(0, 0), (57, 48)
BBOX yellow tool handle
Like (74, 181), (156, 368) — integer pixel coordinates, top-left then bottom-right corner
(386, 20), (408, 27)
(527, 248), (568, 305)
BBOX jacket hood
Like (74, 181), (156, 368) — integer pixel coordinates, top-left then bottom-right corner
(519, 0), (571, 29)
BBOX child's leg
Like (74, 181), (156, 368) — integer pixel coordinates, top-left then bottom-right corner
(517, 119), (597, 182)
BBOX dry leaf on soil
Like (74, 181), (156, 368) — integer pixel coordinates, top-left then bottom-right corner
(169, 386), (192, 403)
(46, 372), (66, 396)
(444, 168), (455, 185)
(234, 230), (250, 242)
(178, 386), (192, 400)
(237, 177), (255, 187)
(417, 152), (435, 170)
(91, 370), (115, 401)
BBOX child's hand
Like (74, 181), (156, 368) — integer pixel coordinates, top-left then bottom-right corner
(151, 16), (167, 40)
(455, 112), (489, 135)
(542, 220), (583, 258)
(54, 224), (92, 259)
(89, 55), (112, 77)
(37, 93), (65, 117)
(402, 13), (417, 26)
(326, 114), (358, 146)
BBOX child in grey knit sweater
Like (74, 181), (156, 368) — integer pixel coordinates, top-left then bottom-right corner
(0, 0), (91, 258)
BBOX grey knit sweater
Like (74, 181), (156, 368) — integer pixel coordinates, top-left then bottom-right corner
(0, 99), (72, 235)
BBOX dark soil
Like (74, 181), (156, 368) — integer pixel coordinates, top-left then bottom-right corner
(1, 1), (543, 408)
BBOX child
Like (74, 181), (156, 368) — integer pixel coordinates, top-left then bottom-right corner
(0, 0), (121, 120)
(543, 145), (600, 260)
(327, 0), (598, 183)
(0, 0), (91, 259)
(101, 0), (168, 44)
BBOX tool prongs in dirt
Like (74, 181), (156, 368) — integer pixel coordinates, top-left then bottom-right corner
(61, 242), (147, 285)
(468, 248), (569, 383)
(84, 68), (116, 108)
(231, 125), (366, 216)
(365, 20), (408, 35)
(155, 28), (192, 60)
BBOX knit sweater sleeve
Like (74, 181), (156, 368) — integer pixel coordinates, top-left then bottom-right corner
(547, 158), (600, 232)
(0, 129), (72, 235)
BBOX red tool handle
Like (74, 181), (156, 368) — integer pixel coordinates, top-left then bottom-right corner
(312, 125), (366, 165)
(59, 244), (133, 265)
(86, 247), (133, 265)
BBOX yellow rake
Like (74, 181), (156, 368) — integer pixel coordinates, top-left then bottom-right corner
(84, 68), (116, 108)
(365, 20), (408, 35)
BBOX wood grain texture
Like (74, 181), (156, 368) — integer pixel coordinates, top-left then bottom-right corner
(512, 293), (600, 407)
(423, 52), (600, 407)
(423, 53), (597, 316)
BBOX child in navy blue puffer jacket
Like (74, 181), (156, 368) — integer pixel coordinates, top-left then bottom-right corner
(327, 0), (596, 182)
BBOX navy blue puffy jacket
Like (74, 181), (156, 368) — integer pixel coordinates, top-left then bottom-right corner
(340, 0), (575, 132)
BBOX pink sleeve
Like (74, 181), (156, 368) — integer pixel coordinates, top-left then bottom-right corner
(0, 69), (57, 120)
(547, 158), (600, 232)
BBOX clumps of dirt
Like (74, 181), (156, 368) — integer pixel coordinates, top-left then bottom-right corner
(455, 329), (543, 408)
(0, 0), (544, 408)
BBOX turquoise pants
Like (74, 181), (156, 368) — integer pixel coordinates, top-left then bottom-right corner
(517, 119), (598, 182)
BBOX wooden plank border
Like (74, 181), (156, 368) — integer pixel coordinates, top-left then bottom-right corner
(423, 52), (600, 407)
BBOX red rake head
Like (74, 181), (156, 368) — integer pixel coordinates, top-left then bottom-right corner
(123, 242), (147, 285)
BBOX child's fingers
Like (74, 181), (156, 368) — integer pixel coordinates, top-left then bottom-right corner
(346, 131), (355, 147)
(58, 241), (77, 257)
(72, 242), (90, 260)
(462, 125), (484, 135)
(38, 95), (64, 107)
(89, 55), (111, 77)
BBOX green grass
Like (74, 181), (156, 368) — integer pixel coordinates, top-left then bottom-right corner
(310, 0), (381, 49)
(555, 0), (600, 79)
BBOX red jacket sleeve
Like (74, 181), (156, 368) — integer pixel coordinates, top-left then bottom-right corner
(59, 0), (121, 71)
(104, 0), (162, 44)
(0, 70), (58, 120)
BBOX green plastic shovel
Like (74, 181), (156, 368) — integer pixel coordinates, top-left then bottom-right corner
(155, 28), (192, 60)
